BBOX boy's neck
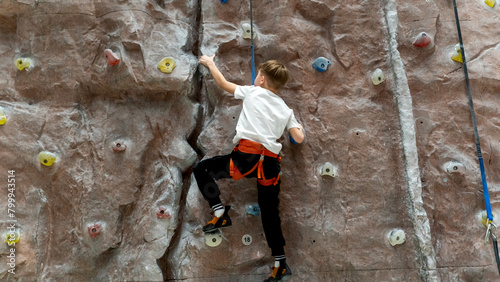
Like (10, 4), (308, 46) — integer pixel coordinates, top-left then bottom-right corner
(259, 85), (278, 94)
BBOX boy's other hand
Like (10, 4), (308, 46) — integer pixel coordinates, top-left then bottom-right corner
(199, 54), (216, 67)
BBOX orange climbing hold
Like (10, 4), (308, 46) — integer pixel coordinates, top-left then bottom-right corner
(413, 32), (431, 48)
(104, 49), (120, 66)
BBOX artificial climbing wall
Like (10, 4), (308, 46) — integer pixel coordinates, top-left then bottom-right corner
(0, 0), (498, 281)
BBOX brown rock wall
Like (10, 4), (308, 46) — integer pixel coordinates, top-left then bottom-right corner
(0, 0), (498, 281)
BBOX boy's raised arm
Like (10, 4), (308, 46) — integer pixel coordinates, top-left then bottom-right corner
(199, 54), (238, 95)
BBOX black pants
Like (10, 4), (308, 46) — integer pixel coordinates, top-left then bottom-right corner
(193, 149), (286, 257)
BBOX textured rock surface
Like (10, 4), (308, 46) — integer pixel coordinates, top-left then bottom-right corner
(0, 0), (499, 281)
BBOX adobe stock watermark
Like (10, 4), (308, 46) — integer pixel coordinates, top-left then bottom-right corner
(6, 170), (17, 275)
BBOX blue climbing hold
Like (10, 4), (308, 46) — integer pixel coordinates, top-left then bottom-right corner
(246, 204), (261, 216)
(221, 0), (229, 3)
(313, 57), (331, 72)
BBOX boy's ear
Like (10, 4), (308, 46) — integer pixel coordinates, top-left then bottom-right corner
(260, 74), (268, 86)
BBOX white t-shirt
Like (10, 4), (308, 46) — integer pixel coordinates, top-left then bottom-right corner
(233, 85), (300, 154)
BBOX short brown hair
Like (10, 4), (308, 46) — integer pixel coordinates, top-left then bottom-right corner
(258, 60), (289, 90)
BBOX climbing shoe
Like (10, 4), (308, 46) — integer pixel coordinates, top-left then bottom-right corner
(263, 261), (292, 281)
(203, 205), (232, 233)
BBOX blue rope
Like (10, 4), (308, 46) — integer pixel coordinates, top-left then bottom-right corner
(250, 0), (255, 84)
(452, 0), (492, 222)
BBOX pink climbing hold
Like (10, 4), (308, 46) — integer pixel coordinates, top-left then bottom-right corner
(156, 206), (171, 219)
(413, 32), (431, 48)
(104, 49), (120, 66)
(88, 224), (101, 238)
(112, 140), (126, 152)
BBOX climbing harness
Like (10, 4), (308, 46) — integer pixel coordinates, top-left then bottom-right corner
(250, 0), (256, 84)
(452, 0), (499, 275)
(229, 139), (281, 186)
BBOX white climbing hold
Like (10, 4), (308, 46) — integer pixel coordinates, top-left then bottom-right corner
(371, 68), (385, 85)
(242, 23), (257, 39)
(320, 162), (336, 177)
(204, 231), (222, 247)
(444, 161), (466, 175)
(388, 229), (406, 246)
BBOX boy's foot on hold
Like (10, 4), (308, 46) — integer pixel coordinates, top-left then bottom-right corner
(263, 261), (292, 281)
(203, 205), (232, 233)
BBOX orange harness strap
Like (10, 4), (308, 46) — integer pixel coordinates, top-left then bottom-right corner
(229, 140), (281, 186)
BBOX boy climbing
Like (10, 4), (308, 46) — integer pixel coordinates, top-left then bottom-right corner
(194, 54), (304, 282)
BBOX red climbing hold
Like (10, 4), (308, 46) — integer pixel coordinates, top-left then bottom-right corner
(112, 140), (126, 152)
(156, 206), (171, 219)
(88, 224), (101, 238)
(104, 49), (120, 66)
(413, 32), (431, 48)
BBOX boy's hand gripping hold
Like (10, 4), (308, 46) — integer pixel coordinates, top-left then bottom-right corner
(199, 54), (237, 95)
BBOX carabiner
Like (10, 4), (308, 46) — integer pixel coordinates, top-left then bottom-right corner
(486, 223), (498, 245)
(486, 223), (492, 245)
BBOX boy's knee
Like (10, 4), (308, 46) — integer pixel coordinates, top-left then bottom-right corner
(193, 161), (205, 176)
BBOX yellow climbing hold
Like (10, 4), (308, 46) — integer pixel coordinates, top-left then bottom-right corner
(485, 0), (496, 8)
(38, 151), (57, 166)
(0, 108), (6, 125)
(451, 44), (463, 63)
(157, 57), (176, 73)
(15, 58), (33, 71)
(4, 229), (20, 245)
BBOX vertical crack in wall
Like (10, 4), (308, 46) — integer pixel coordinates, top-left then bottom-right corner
(158, 0), (205, 280)
(382, 1), (439, 281)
